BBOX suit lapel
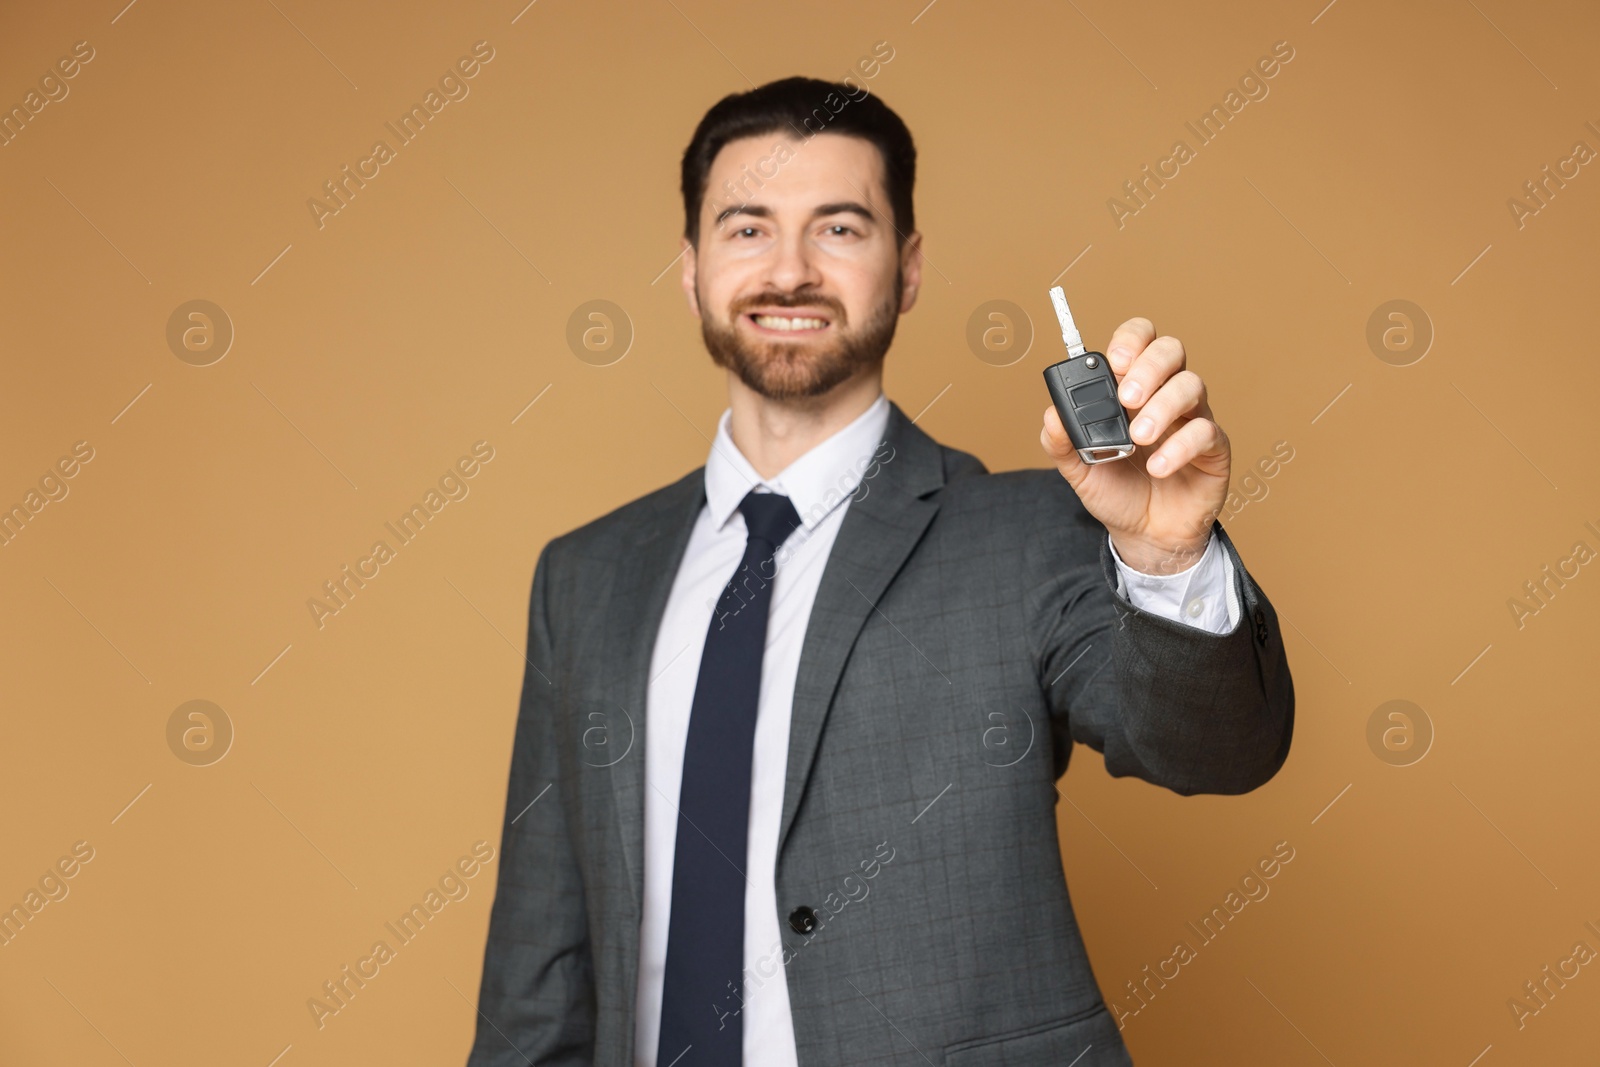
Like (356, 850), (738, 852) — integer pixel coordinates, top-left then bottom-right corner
(777, 399), (947, 855)
(606, 467), (705, 918)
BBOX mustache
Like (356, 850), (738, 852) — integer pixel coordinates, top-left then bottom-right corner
(731, 292), (846, 319)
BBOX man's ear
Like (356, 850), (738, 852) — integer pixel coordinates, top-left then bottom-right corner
(679, 236), (701, 318)
(898, 230), (923, 314)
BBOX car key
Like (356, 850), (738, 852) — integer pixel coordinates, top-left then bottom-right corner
(1042, 286), (1135, 464)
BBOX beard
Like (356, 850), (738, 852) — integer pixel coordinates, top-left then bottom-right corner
(699, 269), (901, 401)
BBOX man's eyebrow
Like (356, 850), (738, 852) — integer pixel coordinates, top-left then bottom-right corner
(811, 201), (876, 223)
(715, 203), (772, 227)
(712, 201), (878, 228)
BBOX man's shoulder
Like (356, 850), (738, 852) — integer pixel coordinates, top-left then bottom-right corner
(914, 442), (1109, 595)
(545, 465), (702, 565)
(935, 443), (1092, 527)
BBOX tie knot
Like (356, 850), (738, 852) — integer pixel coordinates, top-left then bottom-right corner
(738, 490), (802, 549)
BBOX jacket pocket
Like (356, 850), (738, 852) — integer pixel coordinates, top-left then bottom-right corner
(942, 1003), (1134, 1066)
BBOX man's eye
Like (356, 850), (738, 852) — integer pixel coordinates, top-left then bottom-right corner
(737, 227), (759, 237)
(826, 225), (856, 236)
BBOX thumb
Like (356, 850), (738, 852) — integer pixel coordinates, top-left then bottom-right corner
(1041, 404), (1087, 487)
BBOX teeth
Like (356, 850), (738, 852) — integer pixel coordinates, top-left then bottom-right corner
(753, 315), (827, 331)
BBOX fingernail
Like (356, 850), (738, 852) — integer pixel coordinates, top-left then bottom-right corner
(1148, 454), (1167, 474)
(1109, 345), (1130, 370)
(1132, 417), (1153, 440)
(1121, 381), (1143, 405)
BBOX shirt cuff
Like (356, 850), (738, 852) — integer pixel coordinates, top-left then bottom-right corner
(1107, 529), (1239, 634)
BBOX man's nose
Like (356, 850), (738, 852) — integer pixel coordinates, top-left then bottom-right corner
(762, 231), (823, 293)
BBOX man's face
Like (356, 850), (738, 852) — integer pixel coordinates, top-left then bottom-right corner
(682, 132), (921, 401)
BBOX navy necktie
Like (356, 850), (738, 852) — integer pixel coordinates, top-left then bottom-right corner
(656, 489), (803, 1067)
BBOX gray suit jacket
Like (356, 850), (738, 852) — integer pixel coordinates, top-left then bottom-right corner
(467, 398), (1294, 1066)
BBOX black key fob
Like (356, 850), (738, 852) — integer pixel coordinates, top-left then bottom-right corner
(1042, 286), (1134, 464)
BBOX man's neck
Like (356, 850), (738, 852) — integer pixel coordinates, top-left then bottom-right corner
(726, 370), (883, 481)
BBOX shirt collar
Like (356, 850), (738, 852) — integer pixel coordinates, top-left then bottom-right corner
(704, 391), (891, 534)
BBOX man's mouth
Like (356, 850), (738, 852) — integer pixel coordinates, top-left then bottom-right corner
(745, 311), (832, 335)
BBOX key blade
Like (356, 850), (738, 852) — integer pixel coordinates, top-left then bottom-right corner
(1048, 286), (1086, 358)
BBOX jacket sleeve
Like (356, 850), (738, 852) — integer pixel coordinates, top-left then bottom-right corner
(1023, 472), (1295, 796)
(467, 539), (596, 1065)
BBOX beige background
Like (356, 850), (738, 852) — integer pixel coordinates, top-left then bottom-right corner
(2, 0), (1598, 1063)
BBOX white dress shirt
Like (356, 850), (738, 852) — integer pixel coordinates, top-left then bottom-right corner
(633, 391), (1237, 1066)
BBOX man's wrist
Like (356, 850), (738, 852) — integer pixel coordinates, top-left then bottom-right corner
(1108, 530), (1212, 576)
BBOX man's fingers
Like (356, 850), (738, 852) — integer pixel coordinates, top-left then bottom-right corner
(1146, 416), (1228, 478)
(1041, 404), (1085, 474)
(1106, 317), (1156, 372)
(1128, 370), (1209, 445)
(1117, 334), (1186, 410)
(1041, 403), (1071, 455)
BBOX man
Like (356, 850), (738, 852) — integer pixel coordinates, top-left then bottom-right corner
(467, 76), (1293, 1067)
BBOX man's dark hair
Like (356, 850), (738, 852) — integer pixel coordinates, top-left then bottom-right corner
(680, 75), (916, 248)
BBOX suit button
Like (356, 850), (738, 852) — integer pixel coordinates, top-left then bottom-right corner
(1253, 607), (1269, 646)
(788, 906), (817, 934)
